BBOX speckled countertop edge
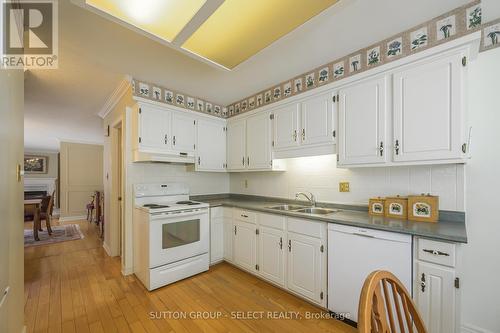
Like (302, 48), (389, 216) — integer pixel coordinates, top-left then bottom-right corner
(191, 194), (467, 243)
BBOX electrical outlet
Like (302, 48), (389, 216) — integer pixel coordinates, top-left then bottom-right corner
(339, 182), (350, 192)
(244, 179), (248, 188)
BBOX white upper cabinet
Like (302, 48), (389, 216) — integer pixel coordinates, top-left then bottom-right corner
(246, 112), (272, 169)
(171, 112), (196, 154)
(272, 92), (336, 159)
(338, 76), (387, 166)
(301, 92), (335, 146)
(226, 118), (246, 171)
(196, 117), (226, 172)
(393, 52), (465, 162)
(138, 104), (171, 151)
(273, 103), (300, 150)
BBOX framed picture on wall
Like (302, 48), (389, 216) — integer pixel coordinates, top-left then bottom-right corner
(24, 155), (48, 174)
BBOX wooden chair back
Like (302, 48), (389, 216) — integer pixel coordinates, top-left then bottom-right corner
(47, 191), (55, 216)
(358, 270), (427, 333)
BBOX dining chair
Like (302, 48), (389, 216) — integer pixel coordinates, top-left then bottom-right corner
(86, 194), (95, 222)
(39, 191), (54, 235)
(358, 270), (427, 333)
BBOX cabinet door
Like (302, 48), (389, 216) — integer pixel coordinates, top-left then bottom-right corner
(338, 76), (387, 165)
(171, 112), (196, 153)
(233, 221), (257, 272)
(226, 119), (246, 171)
(223, 218), (233, 262)
(416, 261), (456, 333)
(197, 118), (226, 171)
(138, 105), (171, 150)
(272, 103), (300, 150)
(393, 53), (464, 162)
(258, 227), (285, 286)
(246, 112), (272, 170)
(301, 92), (335, 146)
(287, 232), (323, 303)
(210, 217), (223, 264)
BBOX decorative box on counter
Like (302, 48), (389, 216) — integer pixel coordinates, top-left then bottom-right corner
(368, 197), (385, 216)
(384, 196), (408, 219)
(408, 194), (439, 223)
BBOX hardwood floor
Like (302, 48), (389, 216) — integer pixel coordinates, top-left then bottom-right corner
(24, 220), (356, 333)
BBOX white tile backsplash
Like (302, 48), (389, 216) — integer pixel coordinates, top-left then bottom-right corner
(230, 155), (465, 211)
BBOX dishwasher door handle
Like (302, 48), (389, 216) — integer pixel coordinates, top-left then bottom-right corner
(352, 232), (375, 239)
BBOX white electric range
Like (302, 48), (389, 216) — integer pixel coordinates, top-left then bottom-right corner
(133, 183), (209, 291)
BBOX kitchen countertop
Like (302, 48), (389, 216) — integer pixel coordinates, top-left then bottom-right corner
(197, 196), (467, 243)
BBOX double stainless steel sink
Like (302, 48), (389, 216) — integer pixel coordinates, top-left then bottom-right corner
(266, 204), (339, 215)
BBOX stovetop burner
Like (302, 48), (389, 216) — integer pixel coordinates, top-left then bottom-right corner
(176, 201), (201, 205)
(143, 204), (170, 209)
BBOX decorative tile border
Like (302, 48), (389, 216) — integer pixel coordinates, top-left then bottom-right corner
(131, 79), (227, 118)
(226, 0), (500, 118)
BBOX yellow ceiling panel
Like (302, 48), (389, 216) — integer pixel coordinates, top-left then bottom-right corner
(182, 0), (338, 69)
(86, 0), (206, 42)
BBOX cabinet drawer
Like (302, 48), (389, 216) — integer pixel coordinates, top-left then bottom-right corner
(287, 217), (325, 239)
(233, 209), (257, 224)
(258, 213), (285, 230)
(417, 238), (456, 267)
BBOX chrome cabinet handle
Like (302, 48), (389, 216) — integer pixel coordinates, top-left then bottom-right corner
(301, 128), (305, 140)
(240, 214), (248, 218)
(164, 134), (168, 144)
(234, 225), (237, 235)
(395, 139), (400, 155)
(198, 157), (200, 165)
(420, 273), (426, 292)
(173, 136), (176, 146)
(423, 249), (450, 256)
(279, 237), (283, 249)
(242, 157), (245, 166)
(288, 239), (292, 252)
(293, 130), (297, 141)
(379, 141), (384, 156)
(247, 156), (249, 166)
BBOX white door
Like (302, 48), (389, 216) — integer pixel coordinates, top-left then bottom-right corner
(258, 227), (285, 286)
(233, 221), (257, 272)
(338, 76), (387, 165)
(416, 261), (456, 333)
(223, 218), (233, 262)
(246, 112), (272, 170)
(272, 103), (300, 150)
(226, 119), (247, 170)
(287, 232), (323, 303)
(197, 118), (226, 171)
(301, 92), (335, 146)
(139, 105), (171, 150)
(393, 53), (464, 162)
(210, 217), (224, 264)
(171, 112), (196, 153)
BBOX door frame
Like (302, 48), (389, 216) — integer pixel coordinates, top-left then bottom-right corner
(110, 118), (125, 264)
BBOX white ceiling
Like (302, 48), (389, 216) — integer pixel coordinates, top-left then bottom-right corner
(25, 0), (500, 151)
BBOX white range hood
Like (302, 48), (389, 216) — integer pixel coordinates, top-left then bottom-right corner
(133, 150), (195, 164)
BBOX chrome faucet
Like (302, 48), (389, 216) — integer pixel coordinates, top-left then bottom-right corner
(295, 192), (316, 207)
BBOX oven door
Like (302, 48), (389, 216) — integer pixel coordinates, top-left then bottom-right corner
(149, 208), (209, 268)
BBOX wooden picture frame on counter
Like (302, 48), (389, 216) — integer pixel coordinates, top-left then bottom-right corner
(408, 194), (439, 223)
(368, 197), (385, 216)
(384, 196), (408, 219)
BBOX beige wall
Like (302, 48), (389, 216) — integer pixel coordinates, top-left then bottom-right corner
(60, 142), (103, 219)
(24, 151), (59, 179)
(0, 69), (25, 333)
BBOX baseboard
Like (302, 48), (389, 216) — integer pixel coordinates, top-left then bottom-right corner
(102, 242), (113, 257)
(121, 266), (133, 276)
(462, 323), (496, 333)
(58, 215), (87, 222)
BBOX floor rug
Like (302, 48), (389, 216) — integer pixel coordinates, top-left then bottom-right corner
(24, 224), (84, 247)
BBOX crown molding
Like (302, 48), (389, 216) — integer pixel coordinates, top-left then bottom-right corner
(98, 75), (132, 119)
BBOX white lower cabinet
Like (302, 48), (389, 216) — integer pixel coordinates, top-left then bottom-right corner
(233, 220), (257, 273)
(221, 209), (326, 306)
(209, 208), (224, 264)
(414, 238), (460, 333)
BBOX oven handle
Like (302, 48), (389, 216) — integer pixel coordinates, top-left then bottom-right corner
(150, 208), (208, 219)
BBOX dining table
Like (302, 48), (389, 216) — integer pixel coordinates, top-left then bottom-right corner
(24, 199), (42, 241)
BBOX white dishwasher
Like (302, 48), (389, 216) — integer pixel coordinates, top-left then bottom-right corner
(327, 224), (412, 323)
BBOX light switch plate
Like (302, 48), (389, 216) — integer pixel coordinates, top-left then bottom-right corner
(339, 182), (350, 192)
